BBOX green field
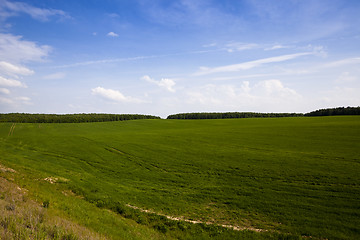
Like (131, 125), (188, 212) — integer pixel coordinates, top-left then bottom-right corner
(1, 116), (360, 239)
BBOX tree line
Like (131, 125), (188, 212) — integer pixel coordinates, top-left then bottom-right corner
(1, 107), (358, 122)
(167, 112), (304, 119)
(0, 113), (160, 123)
(304, 106), (360, 116)
(167, 107), (360, 119)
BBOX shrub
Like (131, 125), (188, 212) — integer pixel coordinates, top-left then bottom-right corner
(5, 204), (15, 211)
(43, 200), (50, 208)
(154, 223), (168, 233)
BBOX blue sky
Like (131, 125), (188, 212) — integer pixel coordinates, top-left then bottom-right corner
(0, 0), (359, 117)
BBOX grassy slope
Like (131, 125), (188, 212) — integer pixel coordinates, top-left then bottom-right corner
(0, 175), (108, 239)
(0, 116), (359, 239)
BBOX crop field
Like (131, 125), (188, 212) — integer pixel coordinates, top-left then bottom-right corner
(0, 116), (360, 239)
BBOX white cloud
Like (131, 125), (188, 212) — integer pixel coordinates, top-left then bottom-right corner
(91, 87), (143, 103)
(42, 72), (66, 80)
(0, 61), (34, 77)
(254, 79), (301, 99)
(185, 80), (302, 112)
(142, 75), (176, 92)
(195, 52), (314, 75)
(0, 33), (51, 64)
(0, 0), (69, 21)
(0, 88), (10, 94)
(107, 32), (119, 37)
(0, 76), (26, 88)
(320, 86), (360, 107)
(0, 33), (52, 108)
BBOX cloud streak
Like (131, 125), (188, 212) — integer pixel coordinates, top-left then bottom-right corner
(0, 0), (70, 21)
(195, 52), (314, 75)
(51, 49), (221, 69)
(265, 44), (291, 51)
(53, 56), (156, 68)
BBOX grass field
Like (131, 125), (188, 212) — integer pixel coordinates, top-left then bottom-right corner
(1, 116), (360, 239)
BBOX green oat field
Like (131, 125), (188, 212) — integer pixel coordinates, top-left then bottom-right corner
(1, 116), (360, 239)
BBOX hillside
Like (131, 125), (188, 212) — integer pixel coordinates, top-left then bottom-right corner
(1, 116), (360, 239)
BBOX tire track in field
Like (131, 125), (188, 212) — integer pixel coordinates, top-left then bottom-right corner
(105, 147), (153, 171)
(8, 123), (16, 136)
(126, 204), (265, 233)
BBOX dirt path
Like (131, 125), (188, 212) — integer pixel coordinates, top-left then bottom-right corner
(8, 123), (16, 136)
(126, 204), (265, 232)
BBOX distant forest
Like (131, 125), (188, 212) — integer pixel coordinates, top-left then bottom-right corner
(167, 107), (360, 119)
(0, 113), (160, 123)
(167, 112), (303, 119)
(0, 107), (359, 123)
(304, 107), (360, 116)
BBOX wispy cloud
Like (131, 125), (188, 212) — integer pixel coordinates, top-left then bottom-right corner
(0, 95), (31, 106)
(91, 87), (144, 103)
(0, 61), (34, 78)
(265, 44), (291, 51)
(42, 72), (66, 80)
(16, 96), (31, 103)
(335, 72), (357, 84)
(0, 96), (13, 105)
(195, 52), (314, 75)
(53, 56), (156, 68)
(225, 42), (259, 52)
(320, 57), (360, 68)
(142, 75), (176, 92)
(52, 49), (221, 69)
(203, 42), (217, 48)
(139, 0), (240, 28)
(107, 13), (119, 18)
(0, 88), (10, 94)
(0, 0), (70, 21)
(320, 86), (360, 107)
(0, 76), (27, 88)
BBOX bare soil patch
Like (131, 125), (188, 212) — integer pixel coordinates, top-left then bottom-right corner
(126, 204), (265, 232)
